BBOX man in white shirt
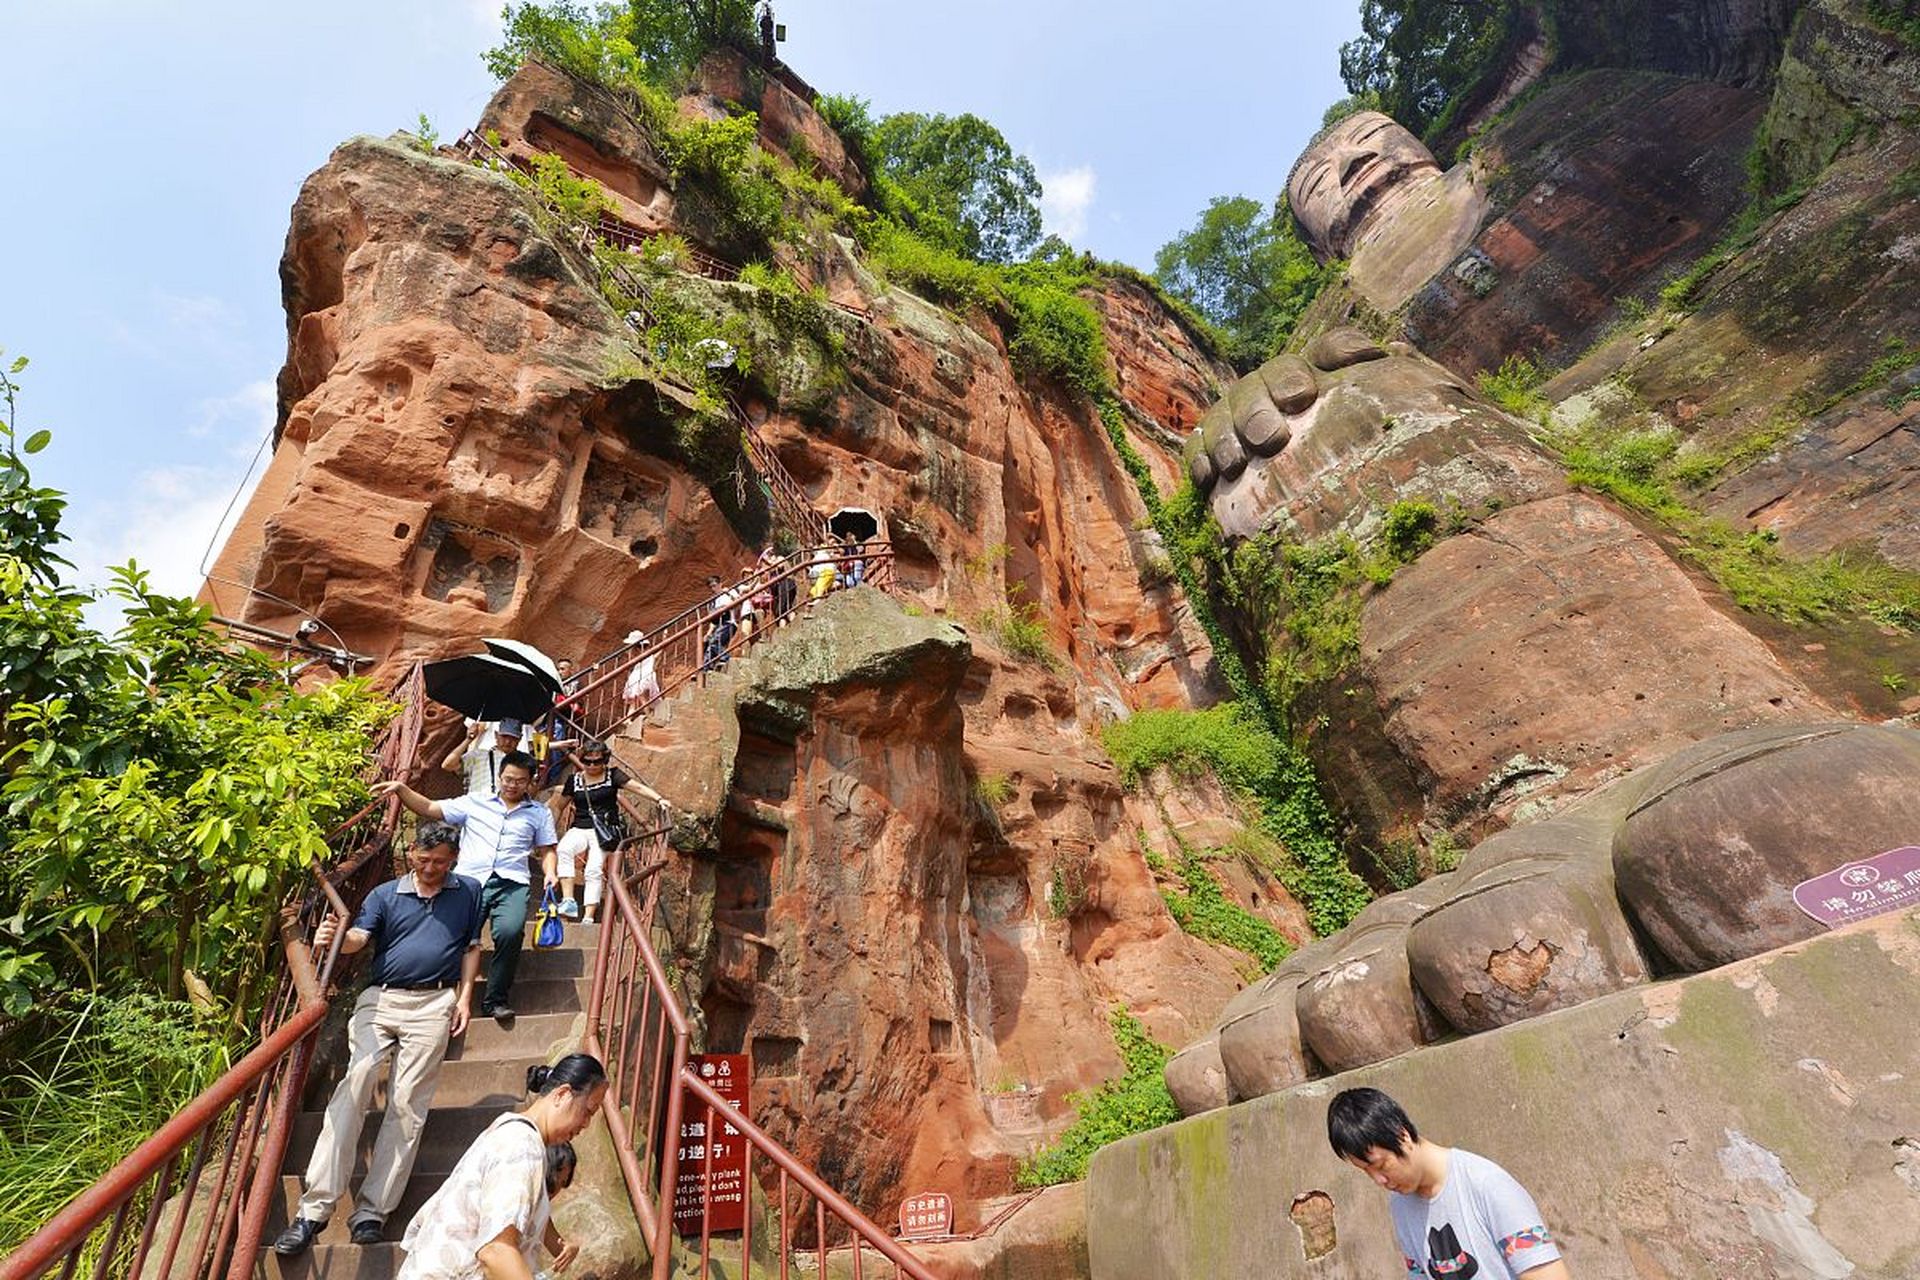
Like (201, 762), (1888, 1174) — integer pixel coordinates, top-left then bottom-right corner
(441, 718), (527, 797)
(373, 751), (557, 1020)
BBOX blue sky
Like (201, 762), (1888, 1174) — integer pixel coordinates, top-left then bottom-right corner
(0, 1), (1354, 604)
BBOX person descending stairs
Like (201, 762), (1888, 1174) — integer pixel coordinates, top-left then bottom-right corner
(263, 914), (599, 1279)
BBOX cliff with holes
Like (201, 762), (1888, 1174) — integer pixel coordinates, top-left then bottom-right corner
(201, 51), (1310, 1270)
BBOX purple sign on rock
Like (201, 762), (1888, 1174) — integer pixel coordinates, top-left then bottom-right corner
(1793, 846), (1920, 928)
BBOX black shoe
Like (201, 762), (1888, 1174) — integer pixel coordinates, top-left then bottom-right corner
(272, 1217), (322, 1256)
(483, 1001), (514, 1020)
(349, 1219), (385, 1246)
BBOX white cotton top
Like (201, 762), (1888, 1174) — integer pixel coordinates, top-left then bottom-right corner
(397, 1113), (549, 1280)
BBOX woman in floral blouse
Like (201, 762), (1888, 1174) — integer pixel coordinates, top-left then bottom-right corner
(397, 1054), (606, 1279)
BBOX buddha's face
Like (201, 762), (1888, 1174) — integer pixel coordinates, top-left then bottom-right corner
(1288, 112), (1440, 259)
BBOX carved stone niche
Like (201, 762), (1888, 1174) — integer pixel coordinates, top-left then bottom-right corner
(415, 518), (523, 613)
(578, 448), (672, 563)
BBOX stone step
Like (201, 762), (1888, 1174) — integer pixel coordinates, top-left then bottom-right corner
(288, 1104), (506, 1181)
(264, 1174), (443, 1251)
(461, 975), (592, 1017)
(450, 1009), (581, 1062)
(484, 943), (593, 982)
(362, 1055), (542, 1112)
(263, 1239), (404, 1280)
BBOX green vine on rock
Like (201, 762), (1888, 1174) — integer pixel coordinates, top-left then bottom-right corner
(1016, 1009), (1179, 1188)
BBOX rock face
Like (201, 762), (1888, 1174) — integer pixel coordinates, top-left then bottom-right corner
(1187, 331), (1832, 834)
(1401, 70), (1763, 373)
(627, 590), (1308, 1224)
(206, 60), (1286, 1249)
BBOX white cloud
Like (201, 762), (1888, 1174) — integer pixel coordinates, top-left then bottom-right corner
(63, 379), (276, 619)
(1039, 165), (1098, 243)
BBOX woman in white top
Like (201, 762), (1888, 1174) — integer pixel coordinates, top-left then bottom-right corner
(397, 1054), (606, 1279)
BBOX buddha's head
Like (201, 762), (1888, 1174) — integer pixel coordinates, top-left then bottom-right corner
(1287, 111), (1441, 260)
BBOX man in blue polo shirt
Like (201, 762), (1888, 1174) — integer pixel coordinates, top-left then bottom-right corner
(273, 823), (483, 1254)
(374, 750), (558, 1020)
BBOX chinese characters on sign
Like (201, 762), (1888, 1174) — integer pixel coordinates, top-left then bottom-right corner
(1793, 847), (1920, 928)
(673, 1053), (750, 1236)
(897, 1191), (954, 1241)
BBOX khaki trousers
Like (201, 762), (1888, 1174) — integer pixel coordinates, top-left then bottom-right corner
(297, 984), (455, 1225)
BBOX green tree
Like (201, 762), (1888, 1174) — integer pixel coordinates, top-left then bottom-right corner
(0, 357), (391, 1023)
(1338, 0), (1520, 140)
(1152, 196), (1325, 366)
(867, 112), (1044, 264)
(485, 0), (755, 88)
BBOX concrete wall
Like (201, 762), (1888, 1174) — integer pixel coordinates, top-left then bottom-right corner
(1087, 909), (1920, 1279)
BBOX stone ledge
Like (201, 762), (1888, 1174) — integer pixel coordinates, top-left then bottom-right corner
(1088, 908), (1920, 1279)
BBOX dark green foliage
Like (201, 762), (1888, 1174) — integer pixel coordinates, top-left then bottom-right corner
(1338, 0), (1522, 142)
(813, 92), (876, 167)
(1152, 196), (1328, 368)
(867, 112), (1043, 264)
(485, 0), (754, 89)
(1016, 1009), (1180, 1187)
(0, 361), (392, 1021)
(1162, 851), (1293, 969)
(1104, 706), (1372, 936)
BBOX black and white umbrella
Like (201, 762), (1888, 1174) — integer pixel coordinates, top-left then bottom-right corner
(481, 638), (564, 691)
(423, 650), (559, 722)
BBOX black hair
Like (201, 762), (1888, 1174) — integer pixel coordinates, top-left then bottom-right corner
(1327, 1087), (1418, 1162)
(545, 1141), (577, 1194)
(579, 741), (610, 761)
(498, 750), (537, 777)
(527, 1052), (607, 1098)
(413, 821), (461, 852)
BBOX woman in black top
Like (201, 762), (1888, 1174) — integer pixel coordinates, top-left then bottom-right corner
(546, 743), (668, 922)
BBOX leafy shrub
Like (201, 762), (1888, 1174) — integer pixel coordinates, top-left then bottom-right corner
(976, 589), (1055, 667)
(1379, 499), (1439, 562)
(1017, 1010), (1180, 1187)
(1477, 353), (1548, 420)
(1104, 706), (1370, 935)
(1162, 851), (1292, 969)
(1005, 282), (1108, 395)
(973, 772), (1013, 809)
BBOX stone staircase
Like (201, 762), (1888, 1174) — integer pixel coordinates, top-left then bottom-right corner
(262, 923), (599, 1279)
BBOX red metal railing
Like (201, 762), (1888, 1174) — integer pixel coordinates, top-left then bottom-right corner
(549, 542), (894, 750)
(0, 669), (428, 1280)
(586, 844), (936, 1280)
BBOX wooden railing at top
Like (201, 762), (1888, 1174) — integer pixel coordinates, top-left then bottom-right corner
(547, 541), (894, 752)
(588, 842), (936, 1280)
(0, 668), (428, 1280)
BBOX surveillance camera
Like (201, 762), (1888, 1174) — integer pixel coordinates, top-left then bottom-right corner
(296, 619), (323, 637)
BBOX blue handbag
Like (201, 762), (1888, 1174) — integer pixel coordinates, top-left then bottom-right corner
(534, 887), (565, 949)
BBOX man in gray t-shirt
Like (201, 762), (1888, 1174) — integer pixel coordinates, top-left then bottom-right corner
(1328, 1087), (1569, 1279)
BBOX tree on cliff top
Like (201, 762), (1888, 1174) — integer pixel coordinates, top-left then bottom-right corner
(1338, 0), (1521, 141)
(1152, 195), (1325, 368)
(866, 112), (1044, 265)
(487, 0), (757, 88)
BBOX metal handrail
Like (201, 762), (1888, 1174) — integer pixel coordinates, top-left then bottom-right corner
(0, 669), (428, 1280)
(585, 845), (935, 1280)
(547, 543), (895, 752)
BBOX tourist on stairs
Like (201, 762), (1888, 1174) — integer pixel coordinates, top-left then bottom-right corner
(273, 823), (483, 1255)
(444, 718), (527, 797)
(374, 752), (558, 1021)
(548, 741), (668, 922)
(394, 1055), (605, 1278)
(702, 574), (739, 673)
